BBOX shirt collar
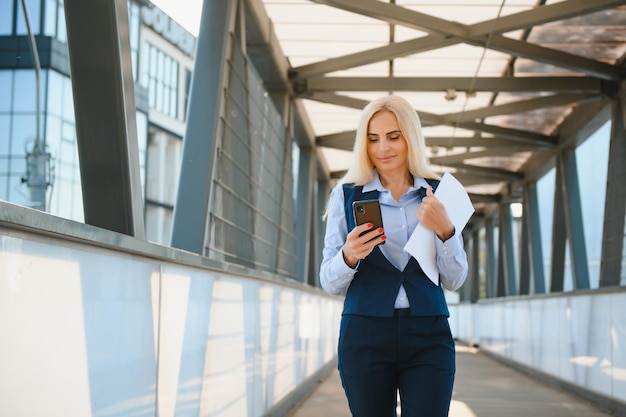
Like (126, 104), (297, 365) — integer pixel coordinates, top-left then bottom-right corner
(363, 169), (430, 193)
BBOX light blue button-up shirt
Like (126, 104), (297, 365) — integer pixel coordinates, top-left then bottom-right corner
(320, 170), (468, 308)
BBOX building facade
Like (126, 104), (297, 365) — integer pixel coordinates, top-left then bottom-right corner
(0, 0), (195, 245)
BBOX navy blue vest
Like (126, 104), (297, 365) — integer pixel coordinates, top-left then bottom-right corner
(341, 181), (450, 317)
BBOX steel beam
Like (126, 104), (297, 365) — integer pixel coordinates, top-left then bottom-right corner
(63, 0), (145, 238)
(170, 0), (237, 253)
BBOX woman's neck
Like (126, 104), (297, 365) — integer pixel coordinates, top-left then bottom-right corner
(379, 171), (413, 200)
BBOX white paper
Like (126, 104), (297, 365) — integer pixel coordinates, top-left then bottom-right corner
(404, 172), (475, 285)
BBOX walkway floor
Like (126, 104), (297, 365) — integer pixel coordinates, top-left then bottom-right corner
(288, 345), (612, 417)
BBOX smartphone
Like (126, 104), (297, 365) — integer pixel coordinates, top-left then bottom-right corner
(352, 199), (385, 244)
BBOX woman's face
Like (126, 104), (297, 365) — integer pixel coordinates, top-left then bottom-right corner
(366, 110), (408, 177)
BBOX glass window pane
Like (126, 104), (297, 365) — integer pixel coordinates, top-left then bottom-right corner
(47, 70), (63, 117)
(0, 72), (12, 111)
(13, 70), (37, 112)
(0, 0), (14, 34)
(0, 115), (10, 155)
(56, 3), (66, 42)
(11, 114), (37, 156)
(62, 76), (74, 120)
(16, 0), (41, 35)
(0, 171), (8, 200)
(44, 0), (56, 36)
(8, 173), (30, 206)
(45, 114), (61, 155)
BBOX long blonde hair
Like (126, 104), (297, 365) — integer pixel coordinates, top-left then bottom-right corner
(340, 95), (439, 185)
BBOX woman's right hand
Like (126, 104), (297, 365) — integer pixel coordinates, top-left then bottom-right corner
(341, 223), (386, 268)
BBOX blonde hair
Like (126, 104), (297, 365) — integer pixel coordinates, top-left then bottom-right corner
(340, 95), (439, 185)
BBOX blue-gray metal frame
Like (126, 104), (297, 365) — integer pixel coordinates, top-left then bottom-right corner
(519, 199), (531, 295)
(525, 182), (546, 294)
(295, 146), (316, 284)
(561, 148), (590, 290)
(63, 0), (145, 238)
(170, 0), (237, 253)
(313, 179), (329, 288)
(486, 216), (497, 298)
(600, 93), (626, 286)
(470, 229), (480, 302)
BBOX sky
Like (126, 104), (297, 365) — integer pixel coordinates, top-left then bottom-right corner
(151, 0), (202, 35)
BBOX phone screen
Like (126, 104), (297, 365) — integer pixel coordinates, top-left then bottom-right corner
(352, 199), (385, 244)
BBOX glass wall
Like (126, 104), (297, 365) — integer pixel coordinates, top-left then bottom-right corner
(0, 0), (14, 34)
(576, 121), (611, 289)
(0, 69), (49, 209)
(145, 43), (179, 118)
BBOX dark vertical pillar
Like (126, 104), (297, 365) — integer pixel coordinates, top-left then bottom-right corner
(519, 196), (531, 295)
(526, 182), (546, 293)
(64, 0), (145, 238)
(500, 204), (518, 296)
(486, 216), (497, 298)
(296, 146), (315, 283)
(550, 155), (567, 292)
(470, 229), (480, 302)
(561, 148), (590, 290)
(170, 0), (237, 253)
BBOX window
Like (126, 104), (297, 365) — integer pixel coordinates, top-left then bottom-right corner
(0, 0), (14, 34)
(16, 0), (41, 35)
(145, 43), (179, 119)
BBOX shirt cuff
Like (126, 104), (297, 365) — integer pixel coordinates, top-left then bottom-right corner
(436, 229), (463, 258)
(324, 251), (358, 293)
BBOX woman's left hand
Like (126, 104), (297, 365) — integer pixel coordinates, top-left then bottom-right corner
(417, 186), (455, 241)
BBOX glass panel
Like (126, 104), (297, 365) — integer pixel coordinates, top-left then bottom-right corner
(135, 110), (147, 195)
(13, 70), (37, 112)
(11, 114), (37, 156)
(0, 0), (14, 34)
(0, 170), (8, 200)
(62, 75), (74, 120)
(44, 0), (56, 36)
(45, 114), (61, 156)
(576, 121), (611, 289)
(8, 173), (30, 206)
(0, 115), (10, 155)
(16, 0), (41, 35)
(0, 72), (12, 112)
(47, 70), (63, 117)
(56, 2), (66, 42)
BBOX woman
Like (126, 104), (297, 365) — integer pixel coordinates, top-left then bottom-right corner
(320, 95), (468, 417)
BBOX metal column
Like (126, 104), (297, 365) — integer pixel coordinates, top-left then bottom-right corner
(550, 156), (568, 292)
(63, 0), (145, 238)
(499, 204), (518, 296)
(561, 148), (590, 290)
(170, 0), (237, 253)
(600, 92), (626, 286)
(295, 146), (316, 284)
(486, 216), (497, 298)
(525, 182), (546, 294)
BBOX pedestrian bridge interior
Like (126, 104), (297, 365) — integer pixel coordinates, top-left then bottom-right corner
(0, 0), (625, 416)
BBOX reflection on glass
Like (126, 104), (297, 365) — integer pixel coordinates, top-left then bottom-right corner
(0, 0), (14, 34)
(16, 0), (41, 35)
(576, 122), (610, 288)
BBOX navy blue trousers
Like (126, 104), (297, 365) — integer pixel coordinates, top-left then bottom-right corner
(337, 310), (455, 417)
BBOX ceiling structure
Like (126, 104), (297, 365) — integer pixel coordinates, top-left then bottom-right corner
(252, 0), (626, 218)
